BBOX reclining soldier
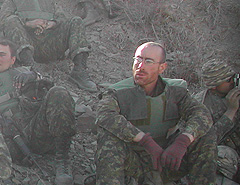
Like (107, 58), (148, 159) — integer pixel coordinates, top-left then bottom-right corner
(0, 0), (97, 92)
(193, 59), (240, 184)
(0, 38), (76, 185)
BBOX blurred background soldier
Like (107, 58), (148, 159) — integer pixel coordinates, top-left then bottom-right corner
(74, 0), (121, 26)
(74, 0), (101, 26)
(0, 0), (97, 92)
(193, 59), (240, 184)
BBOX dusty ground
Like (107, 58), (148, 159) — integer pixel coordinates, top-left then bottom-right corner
(2, 0), (240, 184)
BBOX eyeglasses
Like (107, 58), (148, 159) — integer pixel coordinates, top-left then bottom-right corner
(133, 57), (161, 66)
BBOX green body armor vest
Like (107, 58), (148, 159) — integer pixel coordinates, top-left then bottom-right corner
(110, 77), (187, 145)
(13, 0), (55, 20)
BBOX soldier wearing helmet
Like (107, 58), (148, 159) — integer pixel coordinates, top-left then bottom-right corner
(193, 59), (240, 184)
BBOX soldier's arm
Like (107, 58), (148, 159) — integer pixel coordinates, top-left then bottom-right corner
(0, 132), (12, 180)
(212, 88), (240, 142)
(0, 0), (16, 29)
(212, 115), (236, 143)
(178, 91), (213, 140)
(96, 90), (143, 142)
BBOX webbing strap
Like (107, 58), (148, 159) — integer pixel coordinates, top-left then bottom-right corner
(0, 93), (11, 104)
(0, 91), (19, 105)
(2, 109), (13, 118)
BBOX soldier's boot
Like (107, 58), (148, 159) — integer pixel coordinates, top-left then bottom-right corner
(82, 1), (101, 26)
(19, 48), (35, 66)
(69, 53), (98, 92)
(55, 136), (74, 185)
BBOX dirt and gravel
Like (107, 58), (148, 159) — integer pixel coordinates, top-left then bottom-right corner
(2, 0), (240, 184)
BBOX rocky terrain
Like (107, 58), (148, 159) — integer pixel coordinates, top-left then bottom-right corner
(2, 0), (240, 184)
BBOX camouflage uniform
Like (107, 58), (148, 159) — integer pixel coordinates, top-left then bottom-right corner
(193, 59), (240, 183)
(96, 76), (216, 185)
(0, 0), (91, 63)
(0, 131), (12, 180)
(0, 66), (76, 161)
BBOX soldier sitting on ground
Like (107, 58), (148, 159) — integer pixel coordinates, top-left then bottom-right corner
(95, 41), (216, 184)
(0, 0), (97, 92)
(193, 59), (240, 184)
(0, 38), (76, 185)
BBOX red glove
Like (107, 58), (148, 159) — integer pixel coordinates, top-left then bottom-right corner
(161, 134), (191, 171)
(139, 133), (163, 172)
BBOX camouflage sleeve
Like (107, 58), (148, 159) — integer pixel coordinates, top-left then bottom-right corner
(96, 90), (142, 142)
(0, 132), (12, 180)
(178, 92), (213, 139)
(212, 114), (235, 143)
(192, 90), (238, 142)
(0, 0), (16, 30)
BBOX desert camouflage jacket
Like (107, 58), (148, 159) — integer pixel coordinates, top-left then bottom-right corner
(193, 89), (240, 155)
(96, 76), (213, 143)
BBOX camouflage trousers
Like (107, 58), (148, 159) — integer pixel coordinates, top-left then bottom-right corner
(25, 86), (76, 154)
(3, 15), (91, 63)
(95, 128), (217, 185)
(0, 132), (12, 180)
(6, 86), (76, 162)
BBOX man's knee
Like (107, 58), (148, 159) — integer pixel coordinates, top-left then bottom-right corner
(96, 131), (127, 185)
(47, 86), (74, 105)
(5, 15), (22, 22)
(4, 15), (25, 28)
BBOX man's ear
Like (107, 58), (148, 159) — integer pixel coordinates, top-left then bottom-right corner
(158, 62), (167, 74)
(11, 57), (16, 64)
(11, 56), (16, 65)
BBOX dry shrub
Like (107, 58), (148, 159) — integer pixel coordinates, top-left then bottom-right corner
(120, 0), (240, 86)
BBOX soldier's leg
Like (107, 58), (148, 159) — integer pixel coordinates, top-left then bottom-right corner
(0, 132), (12, 180)
(38, 17), (97, 92)
(28, 86), (76, 184)
(96, 127), (155, 185)
(3, 15), (35, 66)
(28, 86), (75, 152)
(185, 130), (217, 184)
(64, 16), (97, 92)
(161, 130), (217, 184)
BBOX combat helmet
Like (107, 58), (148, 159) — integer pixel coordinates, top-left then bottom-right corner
(202, 59), (235, 88)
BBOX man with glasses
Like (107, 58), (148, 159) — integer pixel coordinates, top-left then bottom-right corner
(95, 42), (216, 184)
(193, 59), (240, 184)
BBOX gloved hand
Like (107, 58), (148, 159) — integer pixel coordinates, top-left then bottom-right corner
(139, 133), (163, 172)
(161, 134), (191, 171)
(13, 71), (37, 89)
